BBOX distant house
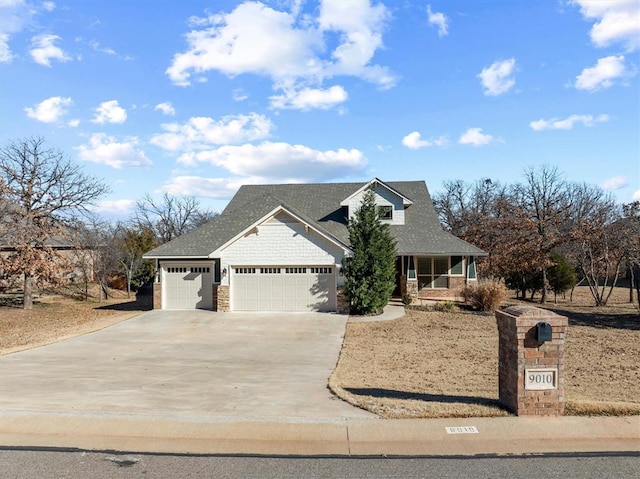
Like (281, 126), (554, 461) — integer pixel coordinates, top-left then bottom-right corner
(143, 178), (487, 312)
(0, 216), (94, 290)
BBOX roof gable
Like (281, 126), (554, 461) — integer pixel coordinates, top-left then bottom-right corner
(340, 177), (414, 207)
(213, 204), (350, 256)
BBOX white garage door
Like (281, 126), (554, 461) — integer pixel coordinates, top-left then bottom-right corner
(232, 266), (336, 312)
(163, 265), (213, 310)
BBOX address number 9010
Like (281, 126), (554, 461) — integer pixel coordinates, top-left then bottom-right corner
(524, 368), (557, 390)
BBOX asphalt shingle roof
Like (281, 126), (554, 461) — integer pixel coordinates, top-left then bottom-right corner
(144, 180), (487, 258)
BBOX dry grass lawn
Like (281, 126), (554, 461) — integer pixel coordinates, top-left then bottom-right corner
(0, 285), (152, 355)
(330, 286), (640, 418)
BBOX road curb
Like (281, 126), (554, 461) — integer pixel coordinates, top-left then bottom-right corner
(1, 413), (638, 456)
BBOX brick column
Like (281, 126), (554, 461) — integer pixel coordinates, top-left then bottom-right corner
(336, 287), (349, 314)
(217, 285), (230, 312)
(496, 306), (568, 416)
(153, 283), (162, 310)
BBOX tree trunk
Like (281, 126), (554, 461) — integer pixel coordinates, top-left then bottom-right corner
(540, 268), (548, 303)
(629, 267), (634, 304)
(23, 273), (33, 310)
(635, 266), (640, 309)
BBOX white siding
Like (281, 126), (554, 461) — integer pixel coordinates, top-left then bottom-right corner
(220, 213), (344, 286)
(219, 212), (344, 312)
(347, 184), (405, 225)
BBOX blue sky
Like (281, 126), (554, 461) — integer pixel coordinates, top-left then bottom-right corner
(1, 0), (638, 218)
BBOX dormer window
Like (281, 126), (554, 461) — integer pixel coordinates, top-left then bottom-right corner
(377, 205), (393, 220)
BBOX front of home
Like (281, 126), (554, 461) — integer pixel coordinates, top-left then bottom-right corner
(143, 178), (486, 312)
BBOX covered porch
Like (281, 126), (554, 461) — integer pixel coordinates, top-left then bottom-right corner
(394, 254), (478, 302)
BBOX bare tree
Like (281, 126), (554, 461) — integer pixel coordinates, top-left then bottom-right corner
(0, 137), (109, 309)
(112, 223), (156, 297)
(71, 215), (116, 301)
(620, 202), (640, 307)
(133, 193), (216, 244)
(434, 178), (526, 280)
(511, 166), (575, 303)
(435, 167), (621, 306)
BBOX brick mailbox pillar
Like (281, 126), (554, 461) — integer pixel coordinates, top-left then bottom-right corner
(496, 305), (568, 416)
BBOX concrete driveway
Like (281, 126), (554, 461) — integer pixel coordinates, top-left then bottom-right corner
(0, 310), (373, 422)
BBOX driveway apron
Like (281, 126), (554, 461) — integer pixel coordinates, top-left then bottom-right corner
(0, 310), (373, 422)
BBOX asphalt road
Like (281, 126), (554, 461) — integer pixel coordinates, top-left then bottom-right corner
(1, 450), (638, 479)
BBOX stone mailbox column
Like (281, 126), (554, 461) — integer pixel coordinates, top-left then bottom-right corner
(496, 306), (568, 416)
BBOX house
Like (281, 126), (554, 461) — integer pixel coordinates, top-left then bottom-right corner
(0, 216), (95, 291)
(143, 178), (487, 312)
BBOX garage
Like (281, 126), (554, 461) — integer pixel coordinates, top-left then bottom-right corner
(163, 265), (213, 310)
(232, 266), (336, 312)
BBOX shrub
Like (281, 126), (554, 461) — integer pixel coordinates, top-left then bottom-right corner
(401, 293), (413, 306)
(433, 300), (457, 312)
(461, 280), (506, 312)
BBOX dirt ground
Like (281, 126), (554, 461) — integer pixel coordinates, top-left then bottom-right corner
(0, 286), (152, 355)
(330, 286), (640, 418)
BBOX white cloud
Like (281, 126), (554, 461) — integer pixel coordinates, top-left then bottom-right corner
(166, 0), (395, 108)
(167, 2), (323, 85)
(0, 1), (58, 62)
(401, 131), (448, 149)
(176, 141), (367, 182)
(91, 100), (127, 124)
(426, 4), (448, 37)
(477, 58), (516, 96)
(91, 199), (136, 216)
(571, 0), (640, 52)
(159, 176), (250, 199)
(68, 118), (80, 127)
(0, 33), (12, 63)
(154, 102), (176, 116)
(601, 176), (629, 190)
(233, 88), (249, 101)
(269, 85), (348, 110)
(459, 127), (496, 146)
(29, 33), (71, 66)
(0, 0), (36, 63)
(574, 55), (634, 91)
(24, 96), (72, 123)
(150, 113), (273, 151)
(89, 40), (116, 56)
(75, 133), (152, 169)
(317, 0), (394, 87)
(633, 189), (640, 201)
(530, 114), (609, 131)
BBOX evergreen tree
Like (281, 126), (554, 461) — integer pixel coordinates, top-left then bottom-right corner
(342, 189), (397, 315)
(547, 252), (577, 302)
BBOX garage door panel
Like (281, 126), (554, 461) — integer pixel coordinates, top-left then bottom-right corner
(164, 265), (213, 310)
(232, 266), (336, 312)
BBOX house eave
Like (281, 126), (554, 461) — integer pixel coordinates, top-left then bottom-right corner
(142, 254), (212, 260)
(397, 250), (489, 257)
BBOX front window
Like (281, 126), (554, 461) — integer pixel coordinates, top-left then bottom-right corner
(467, 256), (477, 279)
(377, 205), (393, 220)
(406, 256), (416, 279)
(450, 256), (463, 275)
(417, 256), (451, 289)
